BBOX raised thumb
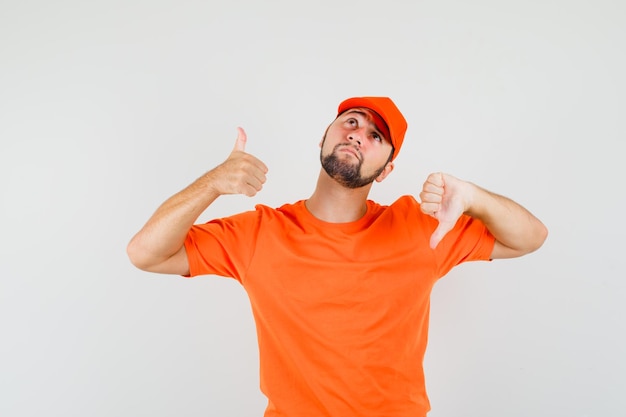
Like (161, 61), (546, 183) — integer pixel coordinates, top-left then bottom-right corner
(233, 127), (247, 152)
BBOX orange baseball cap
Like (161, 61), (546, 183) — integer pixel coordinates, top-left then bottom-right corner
(337, 96), (408, 160)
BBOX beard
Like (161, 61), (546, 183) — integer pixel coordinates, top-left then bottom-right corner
(320, 143), (386, 189)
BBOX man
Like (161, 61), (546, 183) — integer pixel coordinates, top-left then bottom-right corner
(127, 97), (548, 416)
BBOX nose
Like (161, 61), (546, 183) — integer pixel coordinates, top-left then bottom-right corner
(348, 130), (363, 145)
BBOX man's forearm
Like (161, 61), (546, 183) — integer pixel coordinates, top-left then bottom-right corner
(466, 183), (548, 257)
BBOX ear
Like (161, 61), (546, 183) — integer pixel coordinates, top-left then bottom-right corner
(375, 162), (395, 182)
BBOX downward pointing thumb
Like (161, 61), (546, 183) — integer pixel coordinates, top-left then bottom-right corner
(429, 221), (453, 249)
(233, 127), (247, 152)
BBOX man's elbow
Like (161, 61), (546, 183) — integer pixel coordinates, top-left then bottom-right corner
(492, 222), (548, 259)
(539, 222), (549, 246)
(531, 221), (549, 253)
(126, 237), (153, 271)
(126, 238), (189, 276)
(521, 222), (549, 256)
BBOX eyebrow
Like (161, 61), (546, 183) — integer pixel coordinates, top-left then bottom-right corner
(343, 109), (370, 120)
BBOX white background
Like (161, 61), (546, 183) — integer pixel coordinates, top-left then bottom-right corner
(1, 1), (624, 416)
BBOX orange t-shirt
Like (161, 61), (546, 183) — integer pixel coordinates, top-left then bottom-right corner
(184, 195), (495, 417)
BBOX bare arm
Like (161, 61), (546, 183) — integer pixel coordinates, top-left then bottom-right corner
(419, 173), (548, 259)
(126, 128), (268, 275)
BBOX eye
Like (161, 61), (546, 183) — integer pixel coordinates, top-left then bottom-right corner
(346, 118), (358, 127)
(372, 132), (382, 142)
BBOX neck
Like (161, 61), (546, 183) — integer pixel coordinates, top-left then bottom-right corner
(305, 169), (373, 223)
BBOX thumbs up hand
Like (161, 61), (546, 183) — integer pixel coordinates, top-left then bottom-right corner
(419, 172), (473, 249)
(209, 127), (268, 197)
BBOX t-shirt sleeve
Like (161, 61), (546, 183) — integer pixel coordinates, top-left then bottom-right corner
(183, 209), (261, 281)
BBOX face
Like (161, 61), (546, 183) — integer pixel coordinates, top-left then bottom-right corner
(320, 108), (394, 189)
